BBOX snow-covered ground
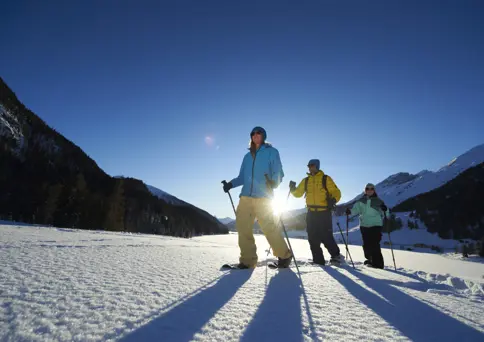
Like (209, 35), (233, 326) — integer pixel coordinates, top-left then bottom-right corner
(1, 224), (483, 341)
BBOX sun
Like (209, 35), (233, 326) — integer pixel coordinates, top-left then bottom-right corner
(271, 192), (287, 216)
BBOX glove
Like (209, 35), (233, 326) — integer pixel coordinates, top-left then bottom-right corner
(327, 197), (336, 209)
(289, 181), (296, 191)
(345, 208), (351, 216)
(381, 204), (388, 212)
(222, 181), (233, 193)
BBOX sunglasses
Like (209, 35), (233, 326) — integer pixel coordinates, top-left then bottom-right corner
(307, 164), (315, 167)
(251, 131), (262, 136)
(365, 187), (375, 191)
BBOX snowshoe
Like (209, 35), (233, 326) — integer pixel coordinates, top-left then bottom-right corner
(221, 263), (251, 270)
(268, 256), (292, 269)
(329, 255), (345, 266)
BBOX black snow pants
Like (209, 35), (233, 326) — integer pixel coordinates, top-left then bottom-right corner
(306, 210), (340, 263)
(360, 226), (384, 269)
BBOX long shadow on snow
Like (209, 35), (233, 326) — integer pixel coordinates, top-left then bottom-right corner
(119, 270), (252, 342)
(325, 267), (484, 341)
(240, 270), (303, 342)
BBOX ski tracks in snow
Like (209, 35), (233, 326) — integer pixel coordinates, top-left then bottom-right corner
(0, 225), (483, 341)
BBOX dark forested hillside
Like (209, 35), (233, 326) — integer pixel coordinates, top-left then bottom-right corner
(393, 162), (484, 241)
(0, 77), (228, 236)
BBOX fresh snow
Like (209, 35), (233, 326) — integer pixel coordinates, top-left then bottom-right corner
(1, 224), (483, 341)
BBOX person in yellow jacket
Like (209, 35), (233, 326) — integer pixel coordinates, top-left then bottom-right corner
(289, 159), (343, 265)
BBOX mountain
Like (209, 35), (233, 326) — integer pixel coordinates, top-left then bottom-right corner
(393, 162), (484, 241)
(217, 217), (235, 225)
(0, 76), (228, 237)
(343, 143), (484, 208)
(146, 184), (188, 206)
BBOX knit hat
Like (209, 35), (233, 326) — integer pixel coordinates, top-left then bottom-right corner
(250, 126), (267, 141)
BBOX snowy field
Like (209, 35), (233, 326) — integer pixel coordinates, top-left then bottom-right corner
(1, 224), (483, 341)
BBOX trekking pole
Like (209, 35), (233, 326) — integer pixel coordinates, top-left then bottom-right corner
(384, 211), (397, 271)
(266, 189), (292, 256)
(221, 181), (236, 216)
(345, 213), (349, 259)
(279, 202), (301, 276)
(336, 222), (355, 269)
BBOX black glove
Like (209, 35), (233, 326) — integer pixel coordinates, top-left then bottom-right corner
(345, 208), (351, 216)
(289, 181), (296, 191)
(381, 204), (388, 212)
(221, 180), (233, 193)
(328, 197), (336, 209)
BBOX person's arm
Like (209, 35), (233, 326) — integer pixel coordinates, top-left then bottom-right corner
(229, 155), (246, 188)
(350, 202), (361, 216)
(326, 175), (341, 203)
(291, 178), (306, 198)
(268, 148), (284, 188)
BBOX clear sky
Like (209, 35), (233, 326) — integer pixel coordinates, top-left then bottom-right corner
(1, 1), (483, 219)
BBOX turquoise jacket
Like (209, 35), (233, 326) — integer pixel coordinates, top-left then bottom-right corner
(230, 143), (284, 198)
(350, 195), (391, 227)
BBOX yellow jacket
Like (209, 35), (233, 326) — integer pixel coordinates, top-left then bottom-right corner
(291, 170), (341, 210)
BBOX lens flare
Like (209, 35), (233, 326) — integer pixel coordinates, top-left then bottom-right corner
(271, 192), (287, 216)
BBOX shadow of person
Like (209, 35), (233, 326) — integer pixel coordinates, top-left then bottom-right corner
(240, 270), (304, 342)
(119, 270), (253, 342)
(325, 267), (483, 341)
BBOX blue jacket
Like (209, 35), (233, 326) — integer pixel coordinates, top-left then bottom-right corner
(230, 143), (284, 198)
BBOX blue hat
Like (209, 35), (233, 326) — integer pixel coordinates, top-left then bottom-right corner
(250, 126), (267, 141)
(307, 159), (320, 170)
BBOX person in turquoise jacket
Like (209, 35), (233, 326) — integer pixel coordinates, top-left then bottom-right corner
(345, 183), (390, 269)
(222, 126), (292, 269)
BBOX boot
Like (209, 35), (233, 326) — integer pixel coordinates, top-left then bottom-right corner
(275, 256), (292, 268)
(330, 254), (344, 265)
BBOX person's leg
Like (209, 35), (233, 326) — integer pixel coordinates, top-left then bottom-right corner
(319, 210), (341, 259)
(306, 211), (325, 264)
(253, 198), (292, 262)
(235, 196), (257, 267)
(370, 226), (384, 269)
(360, 226), (372, 264)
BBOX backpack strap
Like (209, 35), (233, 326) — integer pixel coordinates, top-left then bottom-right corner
(322, 174), (328, 192)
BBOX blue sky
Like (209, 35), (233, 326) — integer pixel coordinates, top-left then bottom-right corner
(1, 1), (483, 219)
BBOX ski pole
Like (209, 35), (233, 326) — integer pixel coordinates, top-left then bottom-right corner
(384, 211), (397, 271)
(279, 209), (301, 276)
(345, 213), (349, 259)
(266, 189), (292, 256)
(221, 181), (236, 216)
(336, 222), (355, 269)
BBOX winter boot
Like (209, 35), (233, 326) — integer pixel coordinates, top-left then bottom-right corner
(275, 256), (292, 268)
(329, 254), (344, 265)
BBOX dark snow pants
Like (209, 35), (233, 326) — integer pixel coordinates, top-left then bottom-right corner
(306, 210), (340, 263)
(360, 226), (384, 269)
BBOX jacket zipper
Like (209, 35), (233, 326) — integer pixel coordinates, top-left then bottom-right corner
(249, 149), (259, 196)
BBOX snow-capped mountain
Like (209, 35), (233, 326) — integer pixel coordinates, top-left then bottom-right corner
(146, 184), (188, 206)
(217, 217), (235, 225)
(344, 143), (484, 208)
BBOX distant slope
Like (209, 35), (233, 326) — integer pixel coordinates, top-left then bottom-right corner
(146, 185), (188, 206)
(344, 144), (484, 208)
(393, 162), (484, 241)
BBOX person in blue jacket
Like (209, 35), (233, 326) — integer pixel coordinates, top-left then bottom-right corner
(222, 126), (292, 269)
